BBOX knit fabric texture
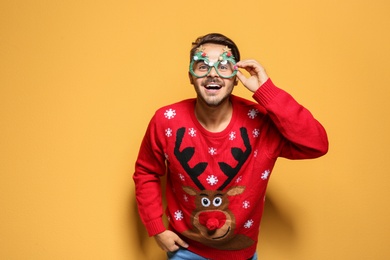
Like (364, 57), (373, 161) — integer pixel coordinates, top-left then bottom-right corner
(134, 79), (328, 260)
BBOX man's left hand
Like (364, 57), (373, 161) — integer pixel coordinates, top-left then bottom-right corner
(236, 59), (269, 93)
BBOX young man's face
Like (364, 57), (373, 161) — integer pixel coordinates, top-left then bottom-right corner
(189, 43), (238, 107)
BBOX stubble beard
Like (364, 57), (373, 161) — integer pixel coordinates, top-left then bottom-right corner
(198, 91), (231, 107)
(195, 79), (234, 107)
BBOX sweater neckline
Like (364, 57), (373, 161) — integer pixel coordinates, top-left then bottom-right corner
(190, 96), (237, 138)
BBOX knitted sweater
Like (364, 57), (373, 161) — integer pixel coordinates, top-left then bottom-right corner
(133, 79), (328, 260)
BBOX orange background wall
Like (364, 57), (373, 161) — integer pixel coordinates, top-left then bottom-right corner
(1, 0), (389, 259)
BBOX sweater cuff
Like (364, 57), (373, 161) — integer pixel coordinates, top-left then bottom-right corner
(252, 78), (281, 106)
(145, 218), (166, 237)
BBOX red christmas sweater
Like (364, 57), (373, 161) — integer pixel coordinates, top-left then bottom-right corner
(133, 79), (328, 260)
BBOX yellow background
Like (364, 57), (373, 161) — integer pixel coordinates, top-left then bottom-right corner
(1, 0), (389, 259)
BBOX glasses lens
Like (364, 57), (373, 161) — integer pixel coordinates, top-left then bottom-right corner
(216, 60), (236, 78)
(190, 60), (237, 78)
(192, 61), (210, 77)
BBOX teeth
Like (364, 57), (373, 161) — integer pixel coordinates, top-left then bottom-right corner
(206, 85), (221, 90)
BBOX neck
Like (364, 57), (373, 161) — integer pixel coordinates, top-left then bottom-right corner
(194, 97), (233, 132)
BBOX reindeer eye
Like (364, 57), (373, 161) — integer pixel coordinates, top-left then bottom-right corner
(213, 197), (222, 207)
(201, 197), (211, 207)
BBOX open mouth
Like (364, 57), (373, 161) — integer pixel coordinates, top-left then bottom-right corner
(205, 84), (222, 90)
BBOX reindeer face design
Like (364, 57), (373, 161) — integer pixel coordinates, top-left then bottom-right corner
(182, 185), (245, 242)
(174, 127), (254, 249)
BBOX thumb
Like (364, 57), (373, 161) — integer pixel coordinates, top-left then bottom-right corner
(175, 237), (189, 248)
(236, 70), (257, 92)
(235, 70), (247, 85)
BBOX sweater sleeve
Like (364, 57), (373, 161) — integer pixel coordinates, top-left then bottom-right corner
(133, 114), (167, 236)
(252, 79), (329, 159)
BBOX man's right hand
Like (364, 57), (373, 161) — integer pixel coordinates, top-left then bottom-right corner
(154, 230), (189, 252)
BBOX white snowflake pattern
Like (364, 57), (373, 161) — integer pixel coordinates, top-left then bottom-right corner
(165, 128), (173, 137)
(235, 176), (243, 183)
(252, 128), (260, 137)
(208, 147), (217, 155)
(229, 131), (236, 140)
(206, 175), (219, 186)
(244, 219), (254, 229)
(248, 108), (259, 119)
(253, 149), (258, 158)
(243, 200), (250, 209)
(188, 128), (197, 137)
(164, 108), (176, 119)
(261, 169), (270, 180)
(179, 173), (185, 181)
(174, 210), (184, 221)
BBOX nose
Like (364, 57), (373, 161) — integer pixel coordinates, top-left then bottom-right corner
(205, 218), (220, 231)
(199, 211), (226, 231)
(207, 66), (218, 77)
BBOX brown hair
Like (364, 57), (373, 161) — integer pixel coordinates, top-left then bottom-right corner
(190, 33), (240, 63)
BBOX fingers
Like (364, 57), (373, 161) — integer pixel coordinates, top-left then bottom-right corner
(236, 59), (261, 67)
(175, 237), (189, 249)
(236, 59), (269, 87)
(235, 70), (247, 84)
(154, 230), (188, 253)
(236, 60), (263, 74)
(166, 243), (180, 252)
(164, 237), (188, 252)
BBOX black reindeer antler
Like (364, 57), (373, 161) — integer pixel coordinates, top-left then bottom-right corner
(218, 127), (252, 190)
(174, 127), (208, 190)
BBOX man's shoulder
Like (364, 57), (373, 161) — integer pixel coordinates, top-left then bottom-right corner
(231, 95), (256, 105)
(152, 98), (195, 121)
(231, 95), (266, 114)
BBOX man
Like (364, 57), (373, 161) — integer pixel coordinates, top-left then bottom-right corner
(133, 33), (328, 260)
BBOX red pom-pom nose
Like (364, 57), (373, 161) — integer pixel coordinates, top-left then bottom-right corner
(206, 218), (219, 230)
(199, 211), (226, 231)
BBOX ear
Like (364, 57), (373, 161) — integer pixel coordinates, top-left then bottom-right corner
(183, 186), (197, 196)
(188, 72), (194, 85)
(226, 186), (245, 196)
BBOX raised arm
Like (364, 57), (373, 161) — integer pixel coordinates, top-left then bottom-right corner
(254, 79), (328, 159)
(236, 59), (328, 159)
